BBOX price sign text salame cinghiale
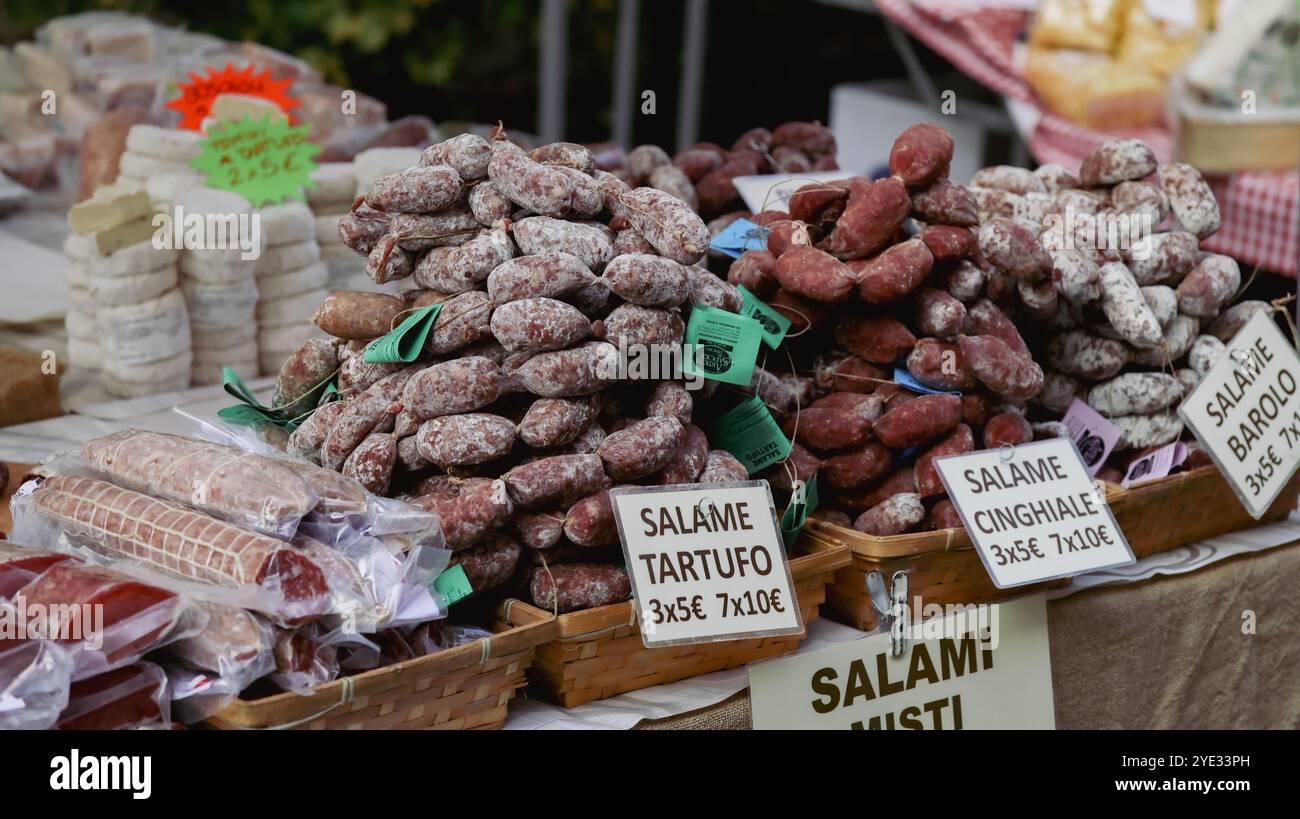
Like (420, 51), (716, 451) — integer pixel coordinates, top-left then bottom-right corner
(934, 439), (1134, 588)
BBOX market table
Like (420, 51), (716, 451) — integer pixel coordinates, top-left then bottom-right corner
(630, 539), (1300, 730)
(502, 512), (1300, 730)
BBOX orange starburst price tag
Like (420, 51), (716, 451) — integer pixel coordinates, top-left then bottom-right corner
(165, 64), (299, 131)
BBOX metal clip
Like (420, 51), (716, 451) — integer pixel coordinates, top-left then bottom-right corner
(790, 479), (806, 508)
(865, 570), (911, 658)
(889, 571), (909, 658)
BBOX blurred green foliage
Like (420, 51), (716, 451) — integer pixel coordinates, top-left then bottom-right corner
(1, 0), (623, 135)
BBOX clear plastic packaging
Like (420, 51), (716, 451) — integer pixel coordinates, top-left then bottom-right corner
(271, 622), (378, 695)
(178, 412), (452, 631)
(159, 600), (277, 722)
(0, 543), (205, 682)
(0, 629), (73, 731)
(179, 410), (449, 550)
(79, 429), (319, 540)
(11, 477), (331, 626)
(57, 661), (171, 730)
(292, 534), (448, 634)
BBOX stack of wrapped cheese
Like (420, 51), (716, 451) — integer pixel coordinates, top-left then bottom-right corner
(176, 188), (261, 386)
(254, 201), (327, 376)
(306, 162), (367, 291)
(66, 181), (190, 397)
(117, 125), (204, 188)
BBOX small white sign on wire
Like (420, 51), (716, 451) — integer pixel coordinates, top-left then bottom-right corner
(1178, 310), (1300, 519)
(933, 438), (1134, 589)
(732, 171), (847, 216)
(609, 481), (803, 648)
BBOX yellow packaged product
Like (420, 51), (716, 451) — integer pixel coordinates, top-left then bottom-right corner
(1029, 0), (1127, 53)
(1116, 0), (1212, 78)
(1025, 46), (1166, 129)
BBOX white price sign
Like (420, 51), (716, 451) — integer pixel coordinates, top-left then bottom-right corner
(749, 595), (1054, 730)
(609, 482), (803, 648)
(933, 438), (1134, 588)
(1178, 310), (1300, 519)
(732, 171), (846, 216)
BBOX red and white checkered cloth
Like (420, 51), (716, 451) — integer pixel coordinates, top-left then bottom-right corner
(876, 0), (1299, 277)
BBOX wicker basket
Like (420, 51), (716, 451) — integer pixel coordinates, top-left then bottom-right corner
(1112, 464), (1300, 559)
(806, 522), (1069, 632)
(808, 482), (1126, 632)
(206, 602), (556, 730)
(501, 536), (851, 708)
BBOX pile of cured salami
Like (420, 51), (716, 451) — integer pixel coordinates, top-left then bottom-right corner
(266, 119), (1250, 614)
(720, 129), (1248, 528)
(611, 120), (839, 219)
(285, 126), (749, 615)
(1, 429), (457, 729)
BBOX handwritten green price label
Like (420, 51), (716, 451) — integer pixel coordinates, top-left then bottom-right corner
(710, 395), (792, 474)
(192, 114), (321, 207)
(433, 565), (474, 607)
(363, 303), (442, 364)
(737, 285), (791, 350)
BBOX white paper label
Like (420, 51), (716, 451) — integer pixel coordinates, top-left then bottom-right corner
(102, 302), (190, 366)
(933, 438), (1134, 589)
(184, 278), (258, 330)
(1178, 310), (1300, 519)
(732, 171), (847, 215)
(749, 595), (1054, 730)
(609, 481), (803, 647)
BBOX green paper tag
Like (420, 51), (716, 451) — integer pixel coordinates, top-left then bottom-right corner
(216, 403), (283, 428)
(682, 305), (763, 386)
(218, 366), (336, 432)
(737, 285), (791, 350)
(191, 114), (321, 208)
(781, 474), (819, 550)
(363, 303), (442, 364)
(711, 395), (792, 474)
(221, 366), (267, 409)
(433, 565), (473, 606)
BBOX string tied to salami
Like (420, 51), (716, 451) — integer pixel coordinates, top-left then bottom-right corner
(1269, 294), (1298, 350)
(537, 552), (560, 622)
(218, 366), (339, 432)
(756, 176), (845, 215)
